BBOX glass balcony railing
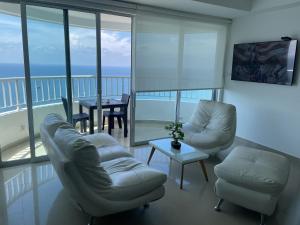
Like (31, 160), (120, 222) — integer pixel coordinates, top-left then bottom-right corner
(0, 75), (212, 114)
(0, 75), (131, 114)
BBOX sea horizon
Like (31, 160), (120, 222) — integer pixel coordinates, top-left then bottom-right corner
(0, 63), (131, 77)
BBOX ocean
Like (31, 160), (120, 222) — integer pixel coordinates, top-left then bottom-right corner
(0, 63), (131, 77)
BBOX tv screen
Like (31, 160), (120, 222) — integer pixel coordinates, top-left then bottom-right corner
(231, 40), (297, 85)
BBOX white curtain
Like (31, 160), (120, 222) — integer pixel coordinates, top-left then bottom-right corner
(134, 13), (228, 91)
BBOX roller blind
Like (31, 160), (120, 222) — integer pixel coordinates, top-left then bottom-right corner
(135, 13), (228, 91)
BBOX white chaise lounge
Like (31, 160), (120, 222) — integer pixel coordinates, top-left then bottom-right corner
(40, 113), (167, 224)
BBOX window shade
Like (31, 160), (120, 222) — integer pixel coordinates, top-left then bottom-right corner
(135, 13), (227, 91)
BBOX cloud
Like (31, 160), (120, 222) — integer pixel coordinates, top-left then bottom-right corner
(101, 31), (131, 57)
(69, 29), (96, 49)
(69, 29), (131, 67)
(69, 29), (131, 57)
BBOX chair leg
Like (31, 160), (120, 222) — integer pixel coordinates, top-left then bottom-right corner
(123, 115), (128, 137)
(83, 120), (87, 133)
(88, 216), (95, 225)
(111, 117), (115, 129)
(260, 214), (266, 225)
(214, 198), (224, 212)
(117, 117), (122, 128)
(102, 116), (105, 130)
(80, 121), (83, 133)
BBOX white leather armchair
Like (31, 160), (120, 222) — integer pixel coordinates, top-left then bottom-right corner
(182, 100), (236, 155)
(40, 114), (167, 224)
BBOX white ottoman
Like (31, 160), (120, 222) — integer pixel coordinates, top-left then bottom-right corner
(214, 146), (290, 225)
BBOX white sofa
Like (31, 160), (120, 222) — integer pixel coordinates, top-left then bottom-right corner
(40, 114), (167, 224)
(182, 100), (236, 155)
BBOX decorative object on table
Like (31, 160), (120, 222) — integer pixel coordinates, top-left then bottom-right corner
(165, 122), (184, 150)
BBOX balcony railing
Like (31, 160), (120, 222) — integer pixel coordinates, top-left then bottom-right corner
(0, 75), (130, 113)
(0, 75), (208, 114)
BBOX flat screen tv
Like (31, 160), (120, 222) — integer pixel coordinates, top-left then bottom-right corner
(231, 40), (297, 85)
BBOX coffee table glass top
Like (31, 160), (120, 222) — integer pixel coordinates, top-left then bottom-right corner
(149, 138), (209, 164)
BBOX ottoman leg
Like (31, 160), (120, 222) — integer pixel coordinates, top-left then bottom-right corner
(260, 214), (265, 225)
(214, 198), (224, 211)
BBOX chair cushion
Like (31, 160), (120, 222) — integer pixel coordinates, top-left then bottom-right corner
(182, 100), (236, 152)
(189, 100), (235, 132)
(72, 113), (89, 121)
(183, 124), (227, 149)
(82, 133), (132, 161)
(100, 157), (167, 200)
(97, 145), (132, 162)
(214, 146), (290, 194)
(43, 113), (71, 136)
(103, 111), (124, 116)
(54, 127), (112, 188)
(82, 133), (119, 148)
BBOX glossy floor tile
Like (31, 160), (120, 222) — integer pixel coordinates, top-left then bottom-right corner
(0, 143), (300, 225)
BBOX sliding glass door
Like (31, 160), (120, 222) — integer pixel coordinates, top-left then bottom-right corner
(0, 2), (31, 163)
(134, 91), (177, 143)
(69, 10), (97, 133)
(0, 1), (133, 167)
(26, 5), (67, 158)
(179, 90), (213, 123)
(100, 13), (131, 137)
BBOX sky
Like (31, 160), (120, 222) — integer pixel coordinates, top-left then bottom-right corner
(0, 12), (131, 68)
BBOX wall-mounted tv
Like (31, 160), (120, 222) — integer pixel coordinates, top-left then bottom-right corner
(231, 40), (297, 85)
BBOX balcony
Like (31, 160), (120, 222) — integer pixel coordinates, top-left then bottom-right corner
(0, 75), (211, 162)
(0, 75), (130, 161)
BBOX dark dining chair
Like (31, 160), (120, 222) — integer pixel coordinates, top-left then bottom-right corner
(102, 94), (130, 136)
(61, 97), (89, 133)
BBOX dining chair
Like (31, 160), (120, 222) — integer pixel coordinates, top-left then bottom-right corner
(102, 94), (130, 135)
(61, 97), (89, 133)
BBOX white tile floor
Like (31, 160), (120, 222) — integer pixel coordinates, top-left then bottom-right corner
(1, 121), (300, 225)
(0, 141), (300, 225)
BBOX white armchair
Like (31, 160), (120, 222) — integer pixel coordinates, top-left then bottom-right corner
(182, 100), (236, 155)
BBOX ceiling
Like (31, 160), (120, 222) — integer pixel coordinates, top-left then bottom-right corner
(115, 0), (300, 19)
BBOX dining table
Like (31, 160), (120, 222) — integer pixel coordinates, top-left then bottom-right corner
(78, 98), (128, 137)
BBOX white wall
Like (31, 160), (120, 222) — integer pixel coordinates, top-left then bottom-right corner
(0, 104), (66, 149)
(223, 5), (300, 158)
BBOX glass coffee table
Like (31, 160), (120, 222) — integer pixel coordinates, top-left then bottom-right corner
(148, 138), (209, 189)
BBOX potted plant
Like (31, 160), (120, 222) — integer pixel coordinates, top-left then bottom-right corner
(165, 122), (184, 150)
